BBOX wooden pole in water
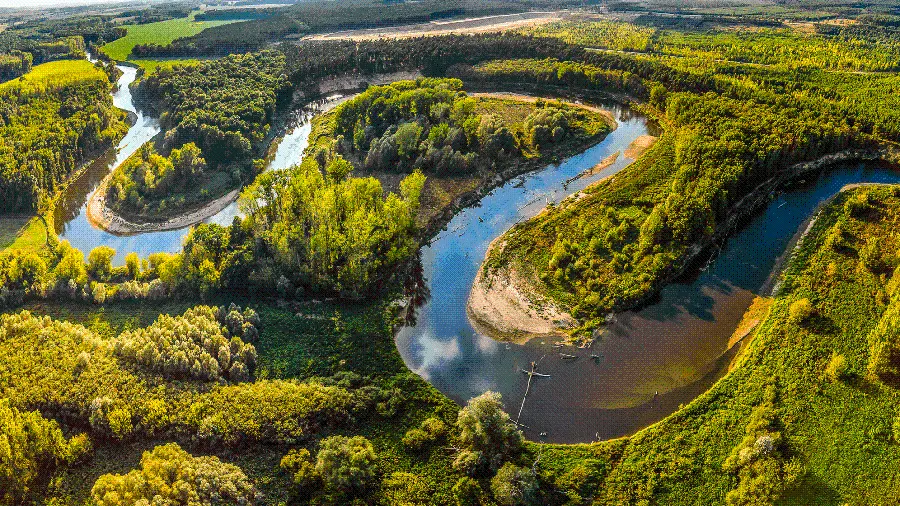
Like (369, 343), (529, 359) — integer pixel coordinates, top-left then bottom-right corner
(517, 361), (549, 427)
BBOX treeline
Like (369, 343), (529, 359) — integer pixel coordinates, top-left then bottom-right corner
(126, 0), (539, 58)
(458, 57), (650, 99)
(0, 60), (128, 214)
(0, 309), (354, 446)
(0, 51), (32, 82)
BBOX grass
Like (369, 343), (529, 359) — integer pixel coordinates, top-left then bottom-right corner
(0, 216), (49, 253)
(100, 12), (246, 70)
(0, 60), (106, 94)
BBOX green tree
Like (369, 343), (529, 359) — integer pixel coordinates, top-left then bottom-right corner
(490, 463), (540, 506)
(315, 435), (377, 494)
(454, 391), (524, 476)
(87, 246), (116, 281)
(91, 443), (259, 505)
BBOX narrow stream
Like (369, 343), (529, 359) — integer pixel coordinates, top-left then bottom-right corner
(395, 96), (900, 443)
(53, 58), (345, 264)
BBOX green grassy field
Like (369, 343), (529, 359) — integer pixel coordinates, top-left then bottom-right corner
(100, 12), (245, 69)
(0, 59), (106, 94)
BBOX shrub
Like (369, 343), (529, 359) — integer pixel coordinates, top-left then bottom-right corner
(490, 463), (540, 506)
(402, 416), (447, 451)
(825, 353), (849, 382)
(453, 476), (486, 506)
(381, 472), (432, 505)
(281, 448), (320, 492)
(454, 391), (524, 476)
(91, 443), (259, 506)
(859, 237), (886, 272)
(788, 298), (815, 324)
(315, 435), (377, 494)
(113, 305), (257, 382)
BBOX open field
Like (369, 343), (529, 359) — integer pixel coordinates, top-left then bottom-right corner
(0, 59), (105, 93)
(301, 11), (565, 41)
(100, 12), (246, 65)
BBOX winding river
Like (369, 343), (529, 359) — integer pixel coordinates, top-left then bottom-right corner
(395, 97), (900, 444)
(52, 63), (900, 444)
(53, 59), (346, 264)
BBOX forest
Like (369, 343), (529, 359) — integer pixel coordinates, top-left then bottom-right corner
(0, 60), (128, 214)
(8, 1), (900, 504)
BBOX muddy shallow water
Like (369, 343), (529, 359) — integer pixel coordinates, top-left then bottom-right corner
(394, 98), (900, 443)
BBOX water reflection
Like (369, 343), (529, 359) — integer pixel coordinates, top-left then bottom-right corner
(54, 64), (347, 264)
(395, 98), (900, 443)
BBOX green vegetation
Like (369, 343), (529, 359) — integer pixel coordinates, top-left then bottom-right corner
(107, 51), (287, 219)
(1, 399), (89, 505)
(307, 78), (611, 230)
(0, 60), (128, 214)
(98, 11), (245, 68)
(91, 443), (259, 506)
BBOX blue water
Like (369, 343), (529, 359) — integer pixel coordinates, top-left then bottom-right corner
(395, 108), (900, 443)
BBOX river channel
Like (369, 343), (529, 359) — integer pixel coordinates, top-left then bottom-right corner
(52, 63), (900, 444)
(394, 97), (900, 444)
(53, 59), (346, 264)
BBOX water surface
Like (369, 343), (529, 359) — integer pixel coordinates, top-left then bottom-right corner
(395, 98), (900, 443)
(54, 60), (344, 264)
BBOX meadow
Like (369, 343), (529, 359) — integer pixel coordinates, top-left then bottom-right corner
(99, 12), (247, 70)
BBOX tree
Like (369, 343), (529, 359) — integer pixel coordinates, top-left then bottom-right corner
(1, 399), (84, 505)
(87, 246), (116, 281)
(315, 435), (377, 494)
(91, 443), (259, 506)
(124, 252), (140, 280)
(490, 463), (540, 506)
(454, 391), (524, 476)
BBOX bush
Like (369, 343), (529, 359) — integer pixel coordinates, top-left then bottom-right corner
(454, 391), (524, 476)
(281, 448), (321, 492)
(402, 416), (447, 451)
(490, 463), (540, 506)
(381, 472), (432, 505)
(453, 476), (486, 506)
(788, 298), (815, 325)
(825, 353), (849, 382)
(113, 305), (257, 382)
(315, 435), (377, 494)
(91, 443), (259, 506)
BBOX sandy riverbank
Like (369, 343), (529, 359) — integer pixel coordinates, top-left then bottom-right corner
(301, 11), (563, 41)
(467, 238), (575, 343)
(86, 182), (240, 235)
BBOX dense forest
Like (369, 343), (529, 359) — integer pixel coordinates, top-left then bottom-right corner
(0, 60), (128, 214)
(109, 51), (288, 217)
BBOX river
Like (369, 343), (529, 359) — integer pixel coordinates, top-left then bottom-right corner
(394, 97), (900, 444)
(51, 63), (900, 444)
(53, 59), (346, 264)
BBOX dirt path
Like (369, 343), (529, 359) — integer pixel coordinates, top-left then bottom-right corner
(302, 11), (564, 41)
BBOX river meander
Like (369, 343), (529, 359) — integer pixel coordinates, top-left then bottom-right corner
(52, 65), (900, 444)
(54, 60), (345, 264)
(394, 96), (900, 443)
